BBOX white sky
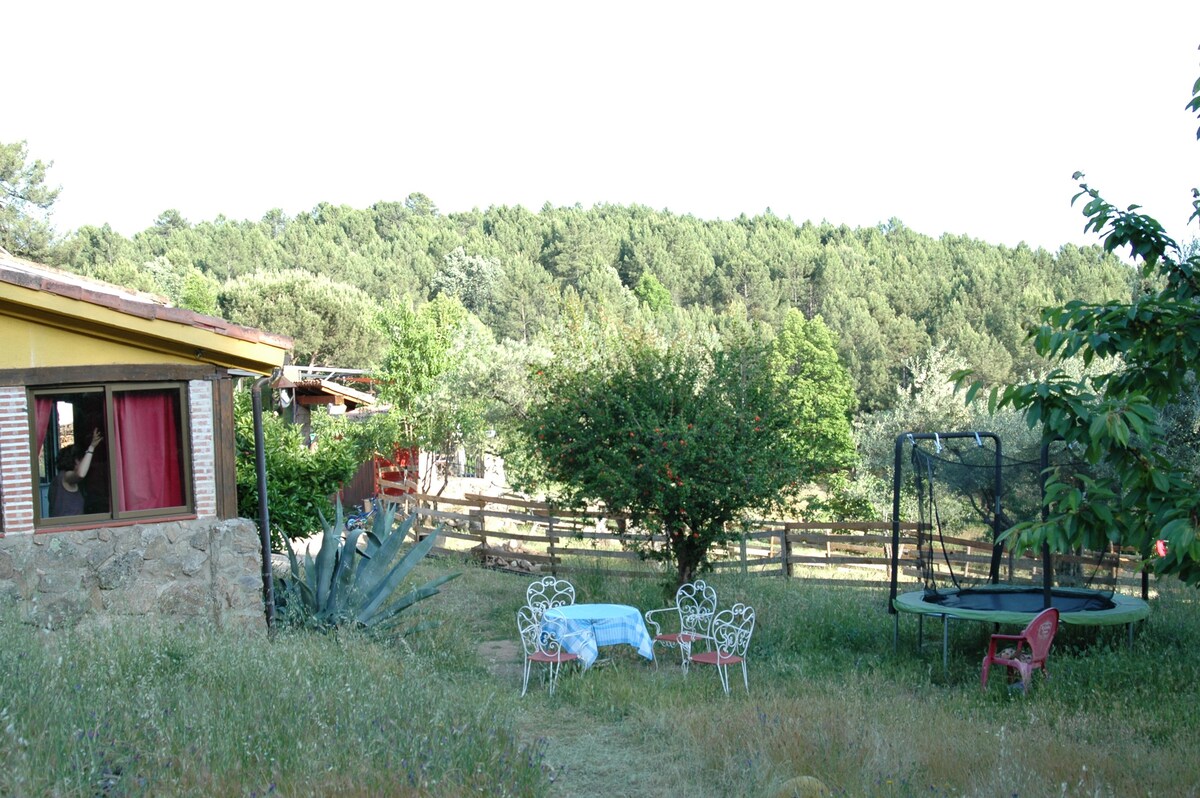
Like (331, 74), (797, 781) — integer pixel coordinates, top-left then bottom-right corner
(6, 1), (1200, 252)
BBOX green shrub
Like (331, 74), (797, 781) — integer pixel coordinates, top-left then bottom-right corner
(233, 386), (363, 547)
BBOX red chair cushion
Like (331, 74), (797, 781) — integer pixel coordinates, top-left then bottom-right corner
(690, 651), (742, 666)
(656, 632), (702, 644)
(529, 651), (578, 664)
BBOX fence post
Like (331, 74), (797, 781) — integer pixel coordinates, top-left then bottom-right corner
(740, 529), (748, 575)
(782, 529), (792, 578)
(469, 498), (487, 553)
(547, 516), (558, 577)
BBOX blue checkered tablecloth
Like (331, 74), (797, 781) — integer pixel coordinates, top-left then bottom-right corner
(542, 603), (655, 668)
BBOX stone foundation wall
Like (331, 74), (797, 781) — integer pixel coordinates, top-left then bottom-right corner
(0, 518), (267, 633)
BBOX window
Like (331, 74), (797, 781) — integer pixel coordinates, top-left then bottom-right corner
(31, 383), (192, 527)
(442, 447), (484, 479)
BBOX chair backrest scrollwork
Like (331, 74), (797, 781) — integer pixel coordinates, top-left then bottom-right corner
(517, 605), (567, 657)
(709, 603), (755, 657)
(525, 576), (576, 619)
(676, 580), (718, 636)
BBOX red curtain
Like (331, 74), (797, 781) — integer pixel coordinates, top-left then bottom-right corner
(35, 398), (52, 450)
(113, 390), (184, 511)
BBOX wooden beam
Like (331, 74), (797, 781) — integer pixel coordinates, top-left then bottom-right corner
(296, 395), (344, 406)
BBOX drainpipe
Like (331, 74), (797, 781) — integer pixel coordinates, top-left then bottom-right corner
(252, 375), (276, 633)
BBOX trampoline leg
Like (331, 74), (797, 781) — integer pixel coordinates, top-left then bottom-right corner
(893, 613), (898, 651)
(1128, 621), (1134, 649)
(942, 615), (949, 674)
(917, 614), (924, 651)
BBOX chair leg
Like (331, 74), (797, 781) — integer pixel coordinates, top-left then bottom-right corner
(716, 663), (730, 695)
(547, 661), (559, 696)
(680, 641), (692, 675)
(521, 659), (531, 697)
(741, 661), (749, 694)
(1018, 663), (1032, 693)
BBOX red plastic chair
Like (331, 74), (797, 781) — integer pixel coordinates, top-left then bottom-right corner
(981, 607), (1059, 691)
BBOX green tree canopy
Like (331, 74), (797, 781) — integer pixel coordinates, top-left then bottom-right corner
(522, 332), (820, 585)
(0, 140), (60, 260)
(218, 270), (384, 367)
(770, 310), (858, 475)
(633, 271), (673, 312)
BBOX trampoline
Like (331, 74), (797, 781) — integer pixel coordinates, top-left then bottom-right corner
(895, 585), (1149, 626)
(893, 586), (1149, 670)
(887, 431), (1152, 671)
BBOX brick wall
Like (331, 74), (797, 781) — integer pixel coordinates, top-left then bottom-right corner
(189, 380), (217, 518)
(0, 386), (35, 535)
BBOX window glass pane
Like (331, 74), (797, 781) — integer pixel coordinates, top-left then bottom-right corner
(35, 390), (110, 520)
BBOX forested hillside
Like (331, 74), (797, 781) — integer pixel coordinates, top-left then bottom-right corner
(48, 193), (1133, 411)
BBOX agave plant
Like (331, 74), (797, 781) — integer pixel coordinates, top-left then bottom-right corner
(279, 500), (459, 634)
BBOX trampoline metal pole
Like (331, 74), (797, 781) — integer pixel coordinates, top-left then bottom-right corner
(889, 433), (906, 614)
(942, 615), (949, 674)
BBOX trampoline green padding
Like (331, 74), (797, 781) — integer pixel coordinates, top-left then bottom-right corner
(893, 585), (1150, 627)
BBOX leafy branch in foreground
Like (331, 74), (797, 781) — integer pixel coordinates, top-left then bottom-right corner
(958, 61), (1200, 583)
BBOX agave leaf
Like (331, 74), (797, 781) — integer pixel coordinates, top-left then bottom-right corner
(361, 573), (460, 627)
(283, 536), (316, 615)
(362, 500), (386, 550)
(374, 618), (443, 638)
(284, 536), (303, 580)
(312, 504), (343, 610)
(352, 502), (392, 583)
(301, 547), (318, 610)
(355, 523), (445, 621)
(356, 509), (418, 589)
(328, 507), (366, 618)
(294, 578), (316, 611)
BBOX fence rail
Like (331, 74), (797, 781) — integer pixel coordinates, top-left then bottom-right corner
(372, 488), (1146, 589)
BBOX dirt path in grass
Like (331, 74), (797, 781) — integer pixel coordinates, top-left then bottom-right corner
(478, 640), (707, 798)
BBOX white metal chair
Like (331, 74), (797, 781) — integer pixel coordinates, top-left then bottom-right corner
(516, 605), (590, 696)
(644, 579), (718, 673)
(525, 576), (576, 619)
(690, 603), (755, 694)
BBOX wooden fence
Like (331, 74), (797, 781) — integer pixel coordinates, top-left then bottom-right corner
(376, 479), (1146, 589)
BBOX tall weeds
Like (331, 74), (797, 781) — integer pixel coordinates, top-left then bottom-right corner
(4, 558), (1199, 797)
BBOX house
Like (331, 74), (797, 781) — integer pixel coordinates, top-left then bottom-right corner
(0, 252), (292, 630)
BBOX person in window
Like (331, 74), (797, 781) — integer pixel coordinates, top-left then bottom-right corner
(48, 428), (103, 517)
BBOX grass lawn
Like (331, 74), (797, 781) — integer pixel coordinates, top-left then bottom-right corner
(3, 553), (1198, 797)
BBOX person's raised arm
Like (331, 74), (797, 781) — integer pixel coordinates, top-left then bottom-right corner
(73, 427), (103, 481)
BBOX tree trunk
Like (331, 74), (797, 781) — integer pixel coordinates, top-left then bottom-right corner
(676, 558), (696, 588)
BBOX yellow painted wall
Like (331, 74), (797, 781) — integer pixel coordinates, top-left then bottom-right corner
(0, 316), (191, 369)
